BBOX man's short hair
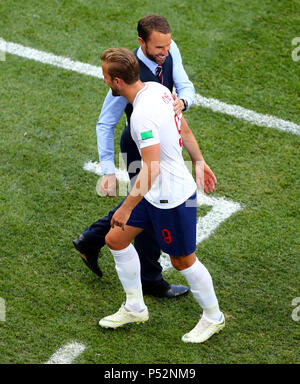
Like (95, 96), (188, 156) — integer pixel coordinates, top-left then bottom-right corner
(101, 48), (140, 84)
(137, 14), (171, 42)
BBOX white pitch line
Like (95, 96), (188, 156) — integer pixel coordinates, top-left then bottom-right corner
(196, 193), (242, 244)
(45, 342), (86, 364)
(84, 160), (130, 182)
(5, 41), (102, 78)
(3, 40), (300, 136)
(0, 297), (6, 322)
(195, 94), (300, 135)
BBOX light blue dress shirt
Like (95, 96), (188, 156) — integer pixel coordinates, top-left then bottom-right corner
(97, 40), (195, 174)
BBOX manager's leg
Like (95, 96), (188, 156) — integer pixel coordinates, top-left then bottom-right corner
(134, 227), (187, 298)
(73, 201), (123, 277)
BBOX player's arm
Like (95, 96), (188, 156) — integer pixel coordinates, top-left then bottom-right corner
(111, 144), (160, 230)
(180, 116), (217, 193)
(96, 90), (129, 197)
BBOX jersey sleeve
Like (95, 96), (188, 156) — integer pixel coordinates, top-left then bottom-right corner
(131, 114), (160, 150)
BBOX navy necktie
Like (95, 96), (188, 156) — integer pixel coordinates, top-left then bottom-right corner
(155, 65), (163, 84)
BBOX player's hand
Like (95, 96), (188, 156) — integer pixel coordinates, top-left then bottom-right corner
(194, 161), (217, 193)
(98, 174), (118, 197)
(172, 94), (185, 116)
(111, 206), (131, 231)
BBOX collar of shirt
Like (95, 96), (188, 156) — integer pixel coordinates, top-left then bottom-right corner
(136, 41), (174, 75)
(132, 83), (149, 108)
(136, 47), (157, 75)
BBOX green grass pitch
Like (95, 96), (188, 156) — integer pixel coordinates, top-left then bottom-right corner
(0, 0), (299, 364)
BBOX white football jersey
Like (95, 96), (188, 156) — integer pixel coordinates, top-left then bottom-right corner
(130, 82), (197, 209)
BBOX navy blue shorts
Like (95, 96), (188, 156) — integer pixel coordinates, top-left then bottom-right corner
(127, 192), (197, 257)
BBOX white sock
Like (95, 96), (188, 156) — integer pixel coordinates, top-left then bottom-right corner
(109, 244), (146, 313)
(180, 258), (223, 323)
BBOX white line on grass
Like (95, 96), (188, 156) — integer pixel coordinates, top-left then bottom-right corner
(45, 342), (86, 364)
(0, 297), (6, 322)
(6, 41), (102, 78)
(84, 161), (242, 271)
(4, 40), (300, 136)
(195, 94), (300, 135)
(84, 160), (130, 182)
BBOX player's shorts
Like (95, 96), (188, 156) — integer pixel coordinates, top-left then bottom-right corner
(127, 191), (197, 257)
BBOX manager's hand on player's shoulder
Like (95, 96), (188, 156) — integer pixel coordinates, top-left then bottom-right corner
(98, 174), (118, 197)
(172, 94), (185, 115)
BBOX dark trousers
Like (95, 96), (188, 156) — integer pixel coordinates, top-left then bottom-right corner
(80, 125), (163, 288)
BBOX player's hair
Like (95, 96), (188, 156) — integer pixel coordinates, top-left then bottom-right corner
(137, 14), (171, 42)
(100, 48), (140, 84)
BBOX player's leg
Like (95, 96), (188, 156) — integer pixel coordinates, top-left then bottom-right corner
(105, 223), (142, 250)
(170, 253), (225, 343)
(150, 192), (225, 343)
(134, 227), (162, 288)
(99, 200), (149, 329)
(121, 125), (188, 298)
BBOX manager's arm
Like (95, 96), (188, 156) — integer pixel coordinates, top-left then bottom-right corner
(96, 89), (128, 196)
(170, 40), (195, 114)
